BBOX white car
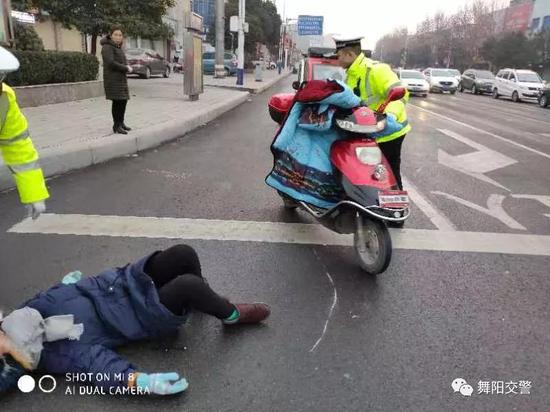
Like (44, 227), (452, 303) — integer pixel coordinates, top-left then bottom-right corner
(448, 69), (461, 84)
(493, 69), (545, 103)
(423, 68), (459, 94)
(397, 69), (429, 97)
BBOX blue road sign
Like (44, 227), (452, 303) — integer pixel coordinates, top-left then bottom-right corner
(298, 15), (324, 36)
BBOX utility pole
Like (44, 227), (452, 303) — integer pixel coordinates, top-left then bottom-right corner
(214, 0), (226, 78)
(402, 32), (409, 68)
(236, 0), (246, 85)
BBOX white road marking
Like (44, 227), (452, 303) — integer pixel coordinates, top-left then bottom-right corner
(437, 129), (517, 190)
(540, 133), (550, 138)
(432, 192), (526, 231)
(409, 103), (550, 160)
(309, 249), (338, 353)
(402, 176), (456, 231)
(8, 213), (550, 256)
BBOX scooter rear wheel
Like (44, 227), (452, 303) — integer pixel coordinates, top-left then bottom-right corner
(354, 216), (392, 275)
(278, 191), (298, 210)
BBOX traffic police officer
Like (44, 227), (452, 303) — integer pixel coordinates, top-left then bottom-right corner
(0, 46), (49, 219)
(334, 36), (410, 190)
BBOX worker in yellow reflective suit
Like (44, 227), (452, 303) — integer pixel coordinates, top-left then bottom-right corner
(334, 36), (411, 191)
(0, 46), (49, 219)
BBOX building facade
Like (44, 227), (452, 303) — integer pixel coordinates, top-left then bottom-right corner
(504, 0), (535, 32)
(530, 0), (550, 32)
(192, 0), (215, 33)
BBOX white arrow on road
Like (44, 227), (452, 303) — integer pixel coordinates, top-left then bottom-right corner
(437, 129), (517, 191)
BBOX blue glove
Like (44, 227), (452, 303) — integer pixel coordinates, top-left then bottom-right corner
(62, 271), (82, 285)
(372, 113), (404, 139)
(136, 372), (188, 395)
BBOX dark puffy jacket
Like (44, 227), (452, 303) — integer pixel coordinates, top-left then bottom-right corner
(21, 254), (187, 389)
(101, 36), (130, 101)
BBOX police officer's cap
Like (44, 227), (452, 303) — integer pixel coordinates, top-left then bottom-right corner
(333, 35), (364, 51)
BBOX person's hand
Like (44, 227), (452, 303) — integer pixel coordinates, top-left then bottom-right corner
(127, 65), (133, 73)
(136, 372), (188, 395)
(0, 331), (33, 370)
(26, 201), (46, 220)
(0, 331), (11, 356)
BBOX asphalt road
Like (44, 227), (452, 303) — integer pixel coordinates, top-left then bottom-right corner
(0, 79), (549, 412)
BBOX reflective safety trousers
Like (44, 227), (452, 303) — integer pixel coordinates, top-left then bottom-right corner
(346, 54), (411, 143)
(0, 84), (49, 204)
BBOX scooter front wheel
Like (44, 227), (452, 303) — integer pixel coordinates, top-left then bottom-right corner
(354, 215), (392, 275)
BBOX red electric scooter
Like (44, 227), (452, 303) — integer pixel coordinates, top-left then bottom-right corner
(268, 86), (410, 274)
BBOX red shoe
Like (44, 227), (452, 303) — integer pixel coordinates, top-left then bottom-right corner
(224, 303), (271, 325)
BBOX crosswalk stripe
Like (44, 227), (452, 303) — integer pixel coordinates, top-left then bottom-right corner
(8, 213), (550, 257)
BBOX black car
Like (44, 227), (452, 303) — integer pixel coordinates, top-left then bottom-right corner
(538, 85), (550, 108)
(126, 48), (171, 79)
(459, 69), (495, 94)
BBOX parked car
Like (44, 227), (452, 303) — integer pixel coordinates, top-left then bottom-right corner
(459, 69), (495, 94)
(538, 84), (550, 108)
(203, 52), (238, 76)
(423, 68), (458, 94)
(448, 68), (461, 84)
(493, 69), (545, 102)
(126, 48), (170, 79)
(397, 69), (429, 97)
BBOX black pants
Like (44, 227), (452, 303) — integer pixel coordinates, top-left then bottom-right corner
(144, 245), (235, 319)
(379, 135), (405, 190)
(111, 99), (128, 125)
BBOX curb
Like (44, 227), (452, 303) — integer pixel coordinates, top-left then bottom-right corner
(205, 71), (292, 94)
(0, 92), (251, 192)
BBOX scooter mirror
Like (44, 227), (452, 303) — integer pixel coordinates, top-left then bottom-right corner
(388, 87), (406, 102)
(377, 87), (406, 113)
(292, 81), (301, 90)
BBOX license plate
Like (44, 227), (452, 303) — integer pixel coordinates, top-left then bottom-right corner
(379, 190), (409, 208)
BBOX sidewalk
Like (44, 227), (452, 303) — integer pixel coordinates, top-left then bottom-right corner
(204, 69), (293, 94)
(0, 73), (288, 191)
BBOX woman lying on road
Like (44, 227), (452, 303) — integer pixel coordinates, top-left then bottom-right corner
(0, 245), (270, 396)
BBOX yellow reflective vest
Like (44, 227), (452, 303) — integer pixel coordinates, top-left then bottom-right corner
(0, 84), (49, 204)
(346, 53), (411, 143)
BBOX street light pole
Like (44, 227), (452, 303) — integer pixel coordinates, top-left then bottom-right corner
(236, 0), (246, 85)
(215, 0), (226, 78)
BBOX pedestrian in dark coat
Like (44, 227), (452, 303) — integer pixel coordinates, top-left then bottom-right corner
(0, 245), (270, 396)
(101, 27), (132, 135)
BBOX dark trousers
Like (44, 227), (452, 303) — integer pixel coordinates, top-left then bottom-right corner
(144, 245), (235, 319)
(111, 99), (128, 125)
(379, 135), (405, 190)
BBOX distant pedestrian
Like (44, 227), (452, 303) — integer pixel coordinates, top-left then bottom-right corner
(101, 27), (133, 135)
